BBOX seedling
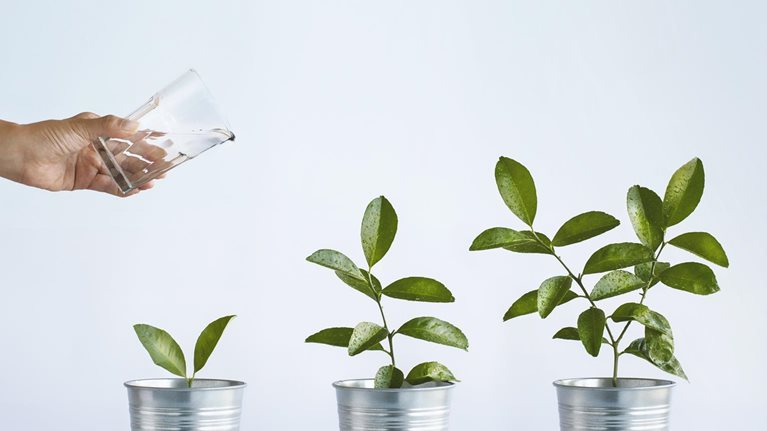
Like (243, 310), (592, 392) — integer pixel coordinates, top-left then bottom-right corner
(133, 315), (236, 387)
(306, 196), (468, 388)
(471, 157), (727, 386)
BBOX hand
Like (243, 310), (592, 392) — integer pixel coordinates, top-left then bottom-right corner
(0, 113), (158, 196)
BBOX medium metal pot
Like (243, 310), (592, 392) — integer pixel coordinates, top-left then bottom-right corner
(125, 378), (246, 431)
(554, 377), (675, 430)
(334, 379), (455, 431)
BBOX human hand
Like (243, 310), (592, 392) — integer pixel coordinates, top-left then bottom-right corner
(0, 113), (158, 196)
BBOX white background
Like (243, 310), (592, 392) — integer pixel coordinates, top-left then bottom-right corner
(0, 1), (765, 429)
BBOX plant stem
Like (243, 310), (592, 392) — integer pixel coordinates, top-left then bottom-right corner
(368, 267), (396, 368)
(615, 242), (667, 345)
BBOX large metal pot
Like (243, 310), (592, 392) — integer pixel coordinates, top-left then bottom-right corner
(554, 378), (675, 430)
(125, 378), (246, 431)
(334, 379), (455, 430)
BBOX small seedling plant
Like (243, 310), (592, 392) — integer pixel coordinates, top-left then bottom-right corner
(306, 196), (468, 389)
(134, 315), (236, 387)
(471, 157), (727, 386)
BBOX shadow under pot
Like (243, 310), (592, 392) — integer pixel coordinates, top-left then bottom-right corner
(125, 378), (247, 431)
(334, 379), (455, 431)
(554, 378), (676, 431)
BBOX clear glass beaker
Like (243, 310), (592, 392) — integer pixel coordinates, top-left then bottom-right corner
(93, 69), (235, 193)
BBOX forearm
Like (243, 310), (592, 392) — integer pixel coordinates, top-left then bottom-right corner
(0, 120), (26, 183)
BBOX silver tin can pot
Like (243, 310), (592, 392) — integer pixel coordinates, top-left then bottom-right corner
(334, 379), (455, 431)
(554, 378), (675, 431)
(125, 378), (246, 431)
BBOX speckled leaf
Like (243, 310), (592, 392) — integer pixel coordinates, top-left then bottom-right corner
(307, 249), (364, 280)
(348, 322), (389, 356)
(627, 186), (664, 250)
(668, 232), (729, 268)
(133, 324), (187, 378)
(405, 361), (458, 385)
(470, 227), (535, 251)
(634, 262), (670, 287)
(336, 269), (381, 300)
(495, 157), (537, 225)
(590, 270), (646, 301)
(663, 158), (705, 227)
(552, 211), (620, 247)
(552, 327), (581, 341)
(583, 243), (654, 275)
(646, 327), (675, 365)
(659, 262), (720, 295)
(397, 317), (469, 350)
(504, 289), (578, 321)
(305, 327), (383, 351)
(611, 303), (672, 336)
(382, 277), (454, 303)
(502, 231), (553, 254)
(577, 308), (606, 357)
(375, 365), (404, 388)
(194, 315), (235, 373)
(361, 196), (398, 267)
(624, 338), (688, 381)
(537, 276), (574, 318)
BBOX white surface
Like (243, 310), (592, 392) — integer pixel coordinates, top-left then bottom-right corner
(0, 1), (765, 429)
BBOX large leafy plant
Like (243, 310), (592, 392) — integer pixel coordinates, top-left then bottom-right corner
(306, 196), (468, 388)
(471, 157), (727, 386)
(134, 315), (236, 387)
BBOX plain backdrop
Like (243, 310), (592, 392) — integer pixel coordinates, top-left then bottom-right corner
(0, 1), (765, 429)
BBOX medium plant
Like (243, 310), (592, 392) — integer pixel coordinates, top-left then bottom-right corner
(471, 157), (727, 386)
(133, 315), (236, 387)
(306, 196), (468, 389)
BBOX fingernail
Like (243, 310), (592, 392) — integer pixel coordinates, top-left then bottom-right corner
(121, 119), (140, 133)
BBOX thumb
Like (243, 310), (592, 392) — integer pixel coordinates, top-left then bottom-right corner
(76, 115), (139, 140)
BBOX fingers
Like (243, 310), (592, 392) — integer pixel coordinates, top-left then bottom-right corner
(87, 173), (139, 197)
(76, 114), (139, 141)
(71, 112), (100, 120)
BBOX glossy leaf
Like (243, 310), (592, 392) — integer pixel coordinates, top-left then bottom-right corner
(624, 338), (688, 380)
(503, 289), (578, 321)
(348, 322), (389, 356)
(194, 315), (235, 374)
(305, 327), (383, 351)
(583, 243), (654, 275)
(611, 303), (672, 336)
(405, 361), (458, 385)
(307, 249), (364, 280)
(495, 157), (537, 225)
(552, 327), (581, 341)
(663, 158), (705, 227)
(552, 211), (620, 247)
(375, 365), (404, 389)
(627, 186), (664, 250)
(503, 231), (553, 254)
(668, 232), (729, 268)
(634, 262), (670, 287)
(537, 276), (574, 318)
(382, 277), (454, 303)
(659, 262), (720, 295)
(397, 317), (469, 350)
(578, 308), (606, 357)
(590, 270), (646, 301)
(470, 227), (537, 251)
(361, 196), (398, 267)
(133, 324), (187, 378)
(336, 269), (381, 300)
(646, 327), (674, 365)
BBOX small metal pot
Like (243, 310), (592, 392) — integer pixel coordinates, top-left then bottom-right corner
(554, 377), (676, 430)
(334, 379), (455, 430)
(125, 378), (246, 431)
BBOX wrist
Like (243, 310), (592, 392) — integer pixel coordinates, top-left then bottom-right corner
(0, 120), (29, 183)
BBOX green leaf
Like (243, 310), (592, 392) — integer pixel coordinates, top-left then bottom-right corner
(348, 322), (389, 356)
(646, 328), (674, 365)
(502, 231), (553, 254)
(659, 262), (720, 295)
(471, 227), (535, 251)
(305, 327), (383, 351)
(668, 232), (729, 268)
(194, 315), (235, 374)
(577, 308), (606, 357)
(133, 324), (187, 379)
(504, 289), (578, 321)
(382, 277), (455, 303)
(537, 276), (574, 318)
(583, 243), (654, 275)
(611, 303), (672, 336)
(624, 338), (688, 380)
(627, 186), (664, 250)
(336, 269), (381, 300)
(634, 262), (670, 287)
(405, 361), (458, 385)
(590, 270), (646, 301)
(396, 317), (469, 350)
(495, 157), (537, 225)
(663, 158), (705, 227)
(552, 327), (581, 341)
(307, 249), (364, 280)
(374, 365), (404, 389)
(361, 196), (398, 267)
(551, 211), (620, 247)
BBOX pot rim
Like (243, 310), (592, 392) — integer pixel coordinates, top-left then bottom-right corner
(553, 377), (675, 391)
(125, 378), (247, 391)
(333, 378), (455, 393)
